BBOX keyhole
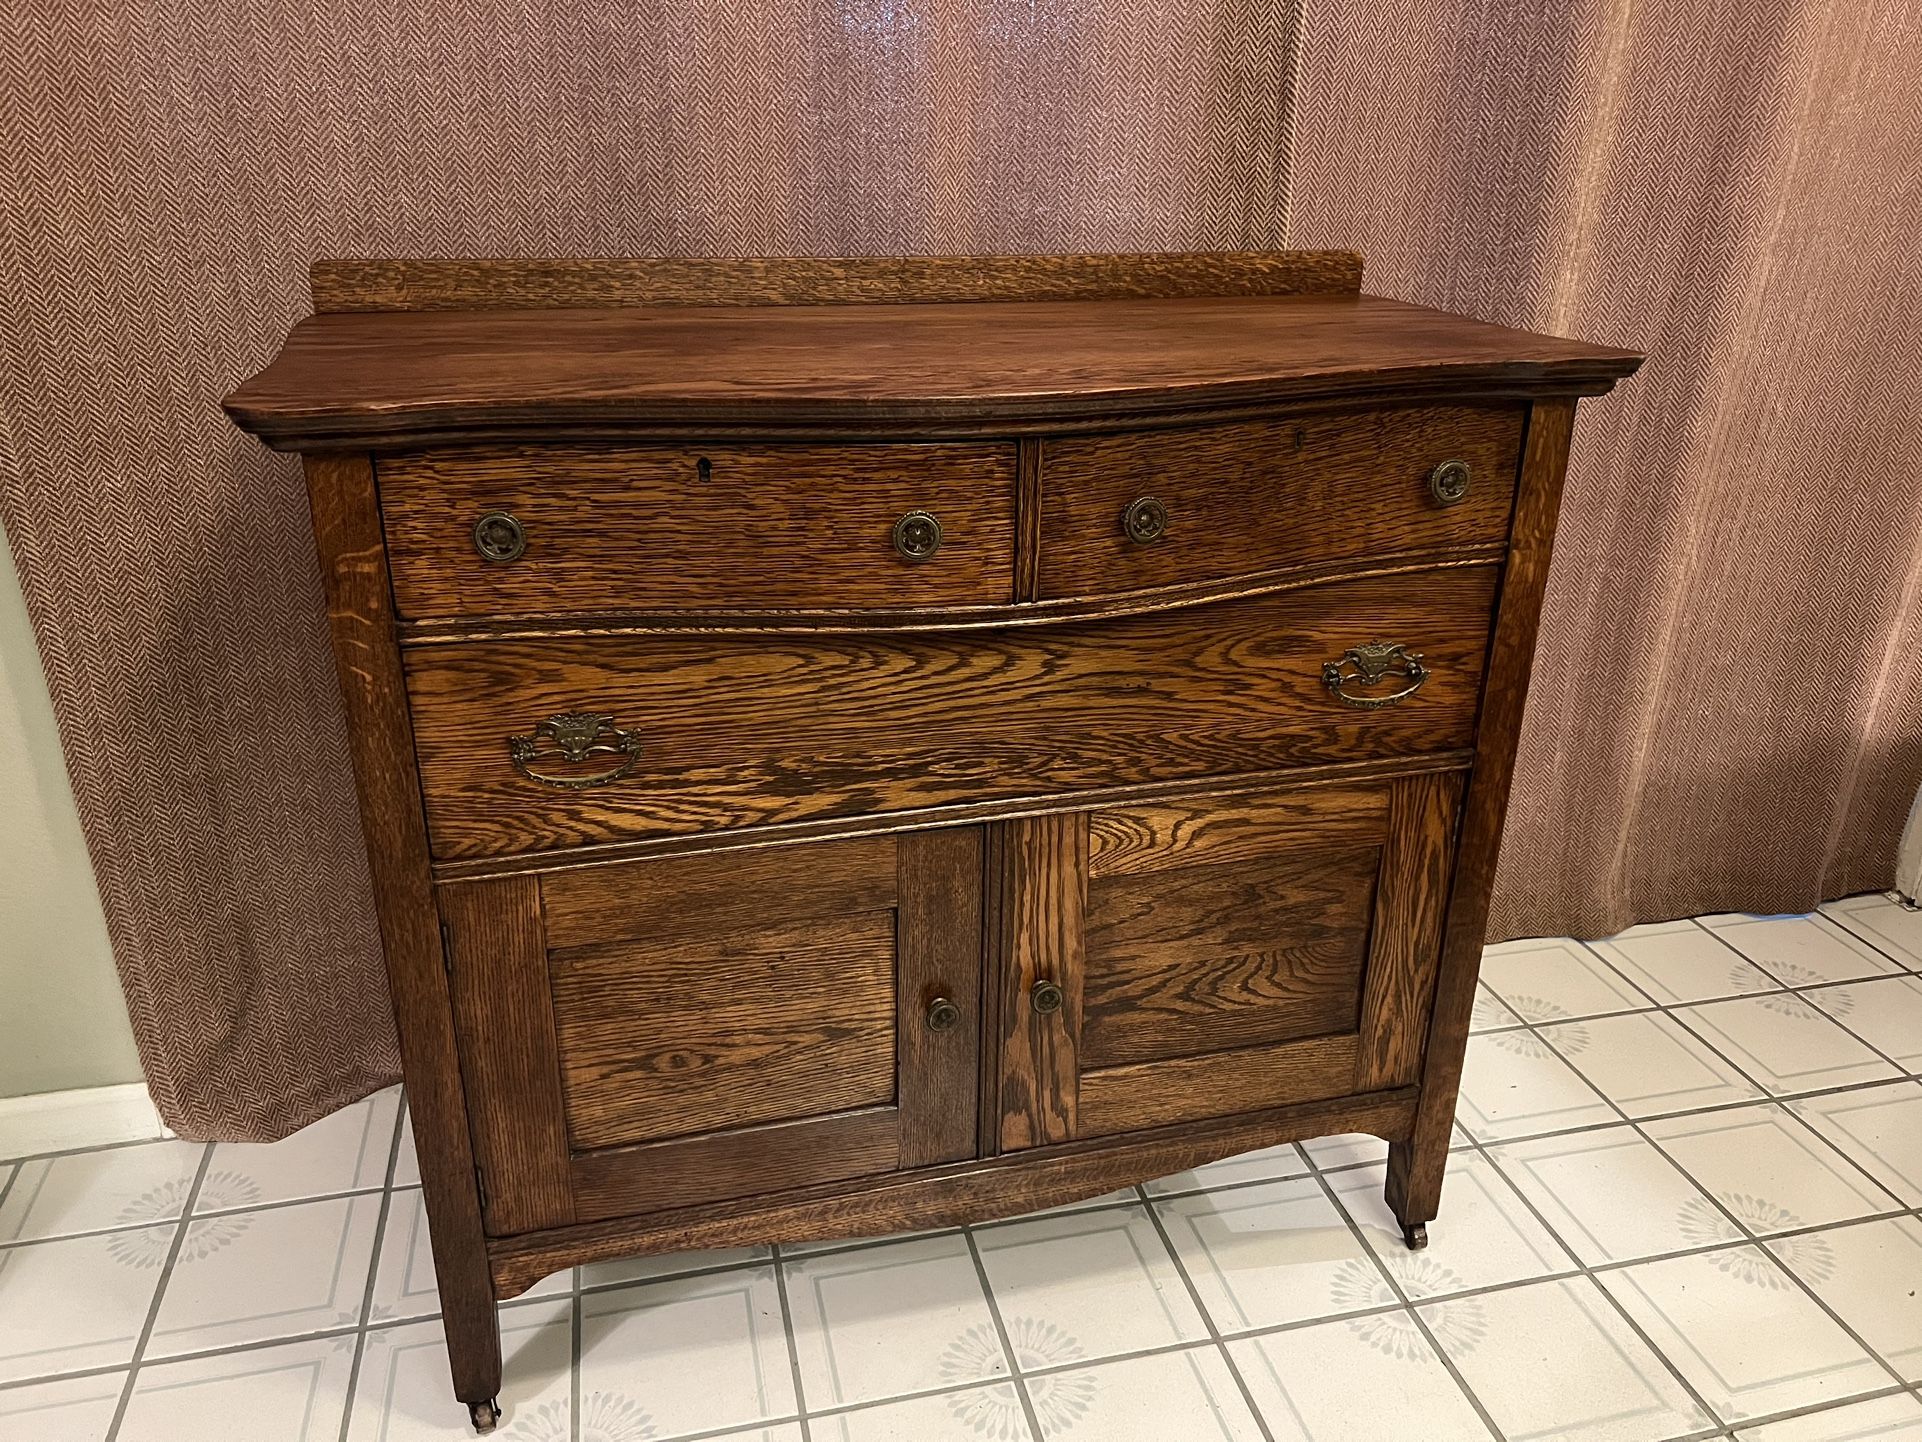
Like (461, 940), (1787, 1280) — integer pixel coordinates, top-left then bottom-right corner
(695, 456), (712, 483)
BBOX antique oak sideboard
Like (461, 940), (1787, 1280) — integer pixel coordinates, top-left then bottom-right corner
(225, 252), (1640, 1431)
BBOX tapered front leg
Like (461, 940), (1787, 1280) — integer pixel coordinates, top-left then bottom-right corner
(1384, 1130), (1444, 1250)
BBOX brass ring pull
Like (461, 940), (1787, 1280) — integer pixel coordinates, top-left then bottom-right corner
(926, 997), (961, 1032)
(507, 711), (642, 789)
(1121, 495), (1170, 545)
(472, 511), (527, 563)
(892, 510), (943, 561)
(1030, 979), (1065, 1015)
(1322, 644), (1429, 710)
(1427, 459), (1471, 507)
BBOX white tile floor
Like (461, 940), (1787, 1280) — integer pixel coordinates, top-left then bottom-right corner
(2, 895), (1920, 1441)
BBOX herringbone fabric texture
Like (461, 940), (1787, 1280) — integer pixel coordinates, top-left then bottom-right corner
(1289, 0), (1922, 939)
(0, 1), (1296, 1138)
(2, 2), (1917, 1138)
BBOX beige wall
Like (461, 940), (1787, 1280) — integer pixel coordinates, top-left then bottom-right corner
(0, 518), (141, 1097)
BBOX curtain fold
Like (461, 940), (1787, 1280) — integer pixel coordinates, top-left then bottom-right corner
(1285, 0), (1922, 940)
(3, 1), (1916, 1138)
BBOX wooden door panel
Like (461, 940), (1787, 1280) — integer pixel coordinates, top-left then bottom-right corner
(549, 910), (899, 1150)
(1078, 1034), (1360, 1137)
(1081, 845), (1381, 1070)
(445, 828), (981, 1235)
(993, 773), (1464, 1150)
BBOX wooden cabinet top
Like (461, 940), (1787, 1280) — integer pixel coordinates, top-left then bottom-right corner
(226, 289), (1641, 450)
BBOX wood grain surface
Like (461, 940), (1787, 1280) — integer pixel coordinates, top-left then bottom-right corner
(299, 455), (501, 1405)
(1080, 845), (1380, 1070)
(895, 827), (985, 1168)
(1036, 405), (1522, 599)
(550, 910), (900, 1150)
(311, 251), (1366, 312)
(570, 1107), (903, 1223)
(379, 441), (1017, 619)
(404, 567), (1500, 859)
(1077, 1032), (1360, 1136)
(1086, 783), (1388, 879)
(439, 875), (575, 1235)
(1353, 770), (1465, 1093)
(1387, 400), (1577, 1234)
(989, 812), (1087, 1152)
(226, 294), (1642, 448)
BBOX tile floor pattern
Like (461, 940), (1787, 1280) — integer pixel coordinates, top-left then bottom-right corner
(2, 894), (1921, 1440)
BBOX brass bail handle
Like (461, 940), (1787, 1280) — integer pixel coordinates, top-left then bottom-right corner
(1322, 643), (1430, 710)
(507, 711), (643, 789)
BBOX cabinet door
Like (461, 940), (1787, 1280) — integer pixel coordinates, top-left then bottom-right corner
(992, 773), (1462, 1150)
(443, 829), (981, 1234)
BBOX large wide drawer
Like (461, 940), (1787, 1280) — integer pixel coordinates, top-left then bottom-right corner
(378, 440), (1019, 619)
(1037, 404), (1523, 600)
(403, 565), (1499, 860)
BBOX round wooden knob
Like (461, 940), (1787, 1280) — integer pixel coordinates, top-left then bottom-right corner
(926, 997), (961, 1032)
(472, 511), (526, 563)
(1121, 495), (1169, 545)
(1427, 459), (1470, 507)
(892, 510), (943, 561)
(1030, 979), (1065, 1015)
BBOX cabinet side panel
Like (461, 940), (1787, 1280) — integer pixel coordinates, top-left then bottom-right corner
(993, 812), (1088, 1150)
(300, 454), (501, 1388)
(1387, 400), (1577, 1224)
(440, 874), (575, 1233)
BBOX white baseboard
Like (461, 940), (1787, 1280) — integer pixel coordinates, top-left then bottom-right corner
(0, 1082), (172, 1159)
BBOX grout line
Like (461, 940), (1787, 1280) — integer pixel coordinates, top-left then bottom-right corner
(569, 1285), (582, 1442)
(1299, 1162), (1505, 1441)
(1134, 1188), (1277, 1442)
(103, 1144), (214, 1441)
(767, 1244), (814, 1442)
(336, 1102), (409, 1442)
(1446, 1095), (1731, 1433)
(1818, 899), (1922, 972)
(0, 1183), (401, 1256)
(1487, 991), (1920, 1408)
(959, 1227), (1046, 1442)
(0, 1134), (185, 1170)
(1626, 1119), (1916, 1397)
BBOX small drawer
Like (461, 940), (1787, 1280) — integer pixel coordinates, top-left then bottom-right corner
(1036, 405), (1523, 600)
(403, 565), (1499, 860)
(378, 441), (1018, 620)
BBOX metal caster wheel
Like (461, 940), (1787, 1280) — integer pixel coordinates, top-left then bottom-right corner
(469, 1398), (501, 1434)
(1402, 1222), (1429, 1251)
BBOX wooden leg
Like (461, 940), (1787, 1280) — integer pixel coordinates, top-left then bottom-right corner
(1384, 1131), (1445, 1251)
(441, 1261), (502, 1432)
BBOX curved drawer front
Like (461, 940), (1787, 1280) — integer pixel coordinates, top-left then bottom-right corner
(378, 441), (1018, 620)
(404, 566), (1499, 861)
(1036, 404), (1523, 600)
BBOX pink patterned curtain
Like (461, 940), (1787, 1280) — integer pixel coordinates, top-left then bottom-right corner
(2, 2), (1915, 1137)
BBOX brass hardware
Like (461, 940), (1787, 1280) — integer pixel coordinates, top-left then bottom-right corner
(1322, 643), (1429, 709)
(892, 510), (943, 561)
(472, 511), (526, 563)
(1030, 979), (1064, 1015)
(1121, 495), (1170, 545)
(1427, 459), (1471, 507)
(926, 996), (961, 1032)
(507, 712), (642, 789)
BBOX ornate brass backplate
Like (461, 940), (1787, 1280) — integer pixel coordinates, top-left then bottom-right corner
(1322, 643), (1430, 709)
(507, 712), (643, 789)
